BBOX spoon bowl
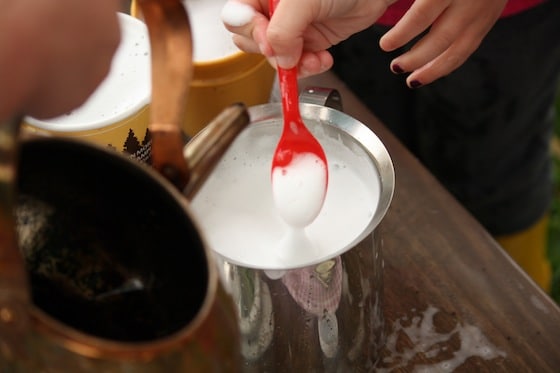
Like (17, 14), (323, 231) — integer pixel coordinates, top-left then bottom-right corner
(271, 68), (328, 227)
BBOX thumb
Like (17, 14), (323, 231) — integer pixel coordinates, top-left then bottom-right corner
(266, 0), (311, 68)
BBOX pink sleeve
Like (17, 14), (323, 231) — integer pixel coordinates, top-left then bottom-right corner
(376, 0), (544, 27)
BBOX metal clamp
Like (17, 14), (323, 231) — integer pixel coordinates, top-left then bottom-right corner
(300, 87), (343, 112)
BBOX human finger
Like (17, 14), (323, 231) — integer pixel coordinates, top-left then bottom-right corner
(394, 0), (506, 87)
(388, 16), (461, 76)
(222, 0), (274, 56)
(266, 0), (314, 68)
(231, 34), (260, 54)
(379, 0), (450, 52)
(25, 0), (121, 118)
(298, 50), (333, 78)
(403, 35), (478, 88)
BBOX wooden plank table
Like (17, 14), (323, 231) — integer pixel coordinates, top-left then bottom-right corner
(303, 71), (560, 372)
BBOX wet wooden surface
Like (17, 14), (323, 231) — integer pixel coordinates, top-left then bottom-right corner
(303, 71), (560, 372)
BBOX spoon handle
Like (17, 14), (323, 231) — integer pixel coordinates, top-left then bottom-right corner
(268, 0), (304, 131)
(277, 66), (302, 127)
(138, 0), (192, 191)
(269, 0), (279, 16)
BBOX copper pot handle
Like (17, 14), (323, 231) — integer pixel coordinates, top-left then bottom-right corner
(183, 103), (249, 200)
(0, 117), (30, 363)
(137, 0), (193, 190)
(138, 0), (250, 195)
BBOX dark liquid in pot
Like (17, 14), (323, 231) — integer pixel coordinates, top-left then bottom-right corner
(22, 217), (193, 341)
(17, 139), (209, 342)
(31, 274), (176, 341)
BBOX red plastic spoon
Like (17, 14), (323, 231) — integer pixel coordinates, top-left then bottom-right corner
(269, 0), (328, 228)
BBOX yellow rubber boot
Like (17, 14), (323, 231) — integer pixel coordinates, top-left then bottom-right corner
(495, 215), (552, 292)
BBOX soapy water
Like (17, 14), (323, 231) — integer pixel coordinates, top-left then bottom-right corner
(530, 294), (551, 314)
(273, 226), (318, 265)
(377, 305), (507, 372)
(191, 120), (380, 270)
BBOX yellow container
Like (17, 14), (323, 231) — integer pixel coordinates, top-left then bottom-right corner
(131, 0), (275, 137)
(187, 51), (275, 136)
(23, 104), (151, 162)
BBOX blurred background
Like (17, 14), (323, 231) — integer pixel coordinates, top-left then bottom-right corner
(547, 89), (560, 304)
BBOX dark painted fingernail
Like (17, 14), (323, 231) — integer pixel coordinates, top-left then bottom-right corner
(409, 80), (422, 89)
(391, 63), (404, 74)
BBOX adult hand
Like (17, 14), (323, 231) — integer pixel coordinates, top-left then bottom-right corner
(0, 0), (121, 121)
(380, 0), (508, 88)
(222, 0), (392, 77)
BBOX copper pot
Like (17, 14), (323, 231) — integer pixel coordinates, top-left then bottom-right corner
(6, 134), (242, 372)
(0, 0), (248, 370)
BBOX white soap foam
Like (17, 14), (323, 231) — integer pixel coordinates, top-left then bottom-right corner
(530, 295), (551, 314)
(377, 305), (507, 372)
(184, 0), (240, 61)
(221, 1), (254, 27)
(191, 121), (380, 270)
(25, 13), (151, 131)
